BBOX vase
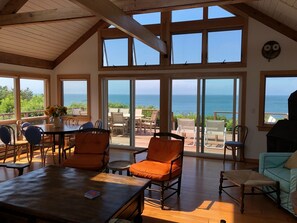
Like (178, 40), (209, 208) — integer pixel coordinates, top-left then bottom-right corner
(52, 117), (62, 127)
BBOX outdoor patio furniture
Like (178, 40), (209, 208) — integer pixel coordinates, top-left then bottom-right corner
(204, 120), (226, 148)
(110, 112), (128, 135)
(223, 125), (248, 163)
(130, 132), (184, 209)
(177, 118), (197, 145)
(141, 110), (159, 134)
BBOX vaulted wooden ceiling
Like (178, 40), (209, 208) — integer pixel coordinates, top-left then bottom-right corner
(0, 0), (296, 70)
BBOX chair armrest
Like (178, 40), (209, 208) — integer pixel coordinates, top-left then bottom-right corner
(290, 168), (297, 192)
(132, 148), (148, 163)
(169, 154), (182, 179)
(259, 152), (292, 173)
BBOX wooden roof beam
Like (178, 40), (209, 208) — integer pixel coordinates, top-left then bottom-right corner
(0, 0), (28, 15)
(225, 3), (297, 42)
(111, 0), (257, 14)
(0, 8), (94, 26)
(0, 51), (54, 69)
(70, 0), (167, 55)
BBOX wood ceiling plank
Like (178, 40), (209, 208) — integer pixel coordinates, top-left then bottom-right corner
(0, 8), (94, 26)
(53, 20), (110, 68)
(0, 0), (28, 15)
(226, 3), (297, 42)
(70, 0), (167, 54)
(111, 0), (257, 13)
(0, 51), (53, 69)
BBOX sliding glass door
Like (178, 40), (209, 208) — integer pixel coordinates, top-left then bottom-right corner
(171, 77), (240, 157)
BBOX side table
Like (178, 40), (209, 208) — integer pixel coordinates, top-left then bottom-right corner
(107, 160), (132, 176)
(219, 170), (280, 213)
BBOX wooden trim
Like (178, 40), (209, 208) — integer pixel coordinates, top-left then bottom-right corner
(258, 70), (297, 131)
(71, 0), (167, 54)
(0, 0), (28, 15)
(227, 3), (297, 42)
(0, 8), (94, 26)
(111, 0), (256, 14)
(0, 52), (53, 69)
(99, 61), (246, 72)
(53, 20), (109, 68)
(56, 74), (91, 118)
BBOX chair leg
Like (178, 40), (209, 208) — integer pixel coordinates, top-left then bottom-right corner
(160, 182), (165, 209)
(3, 145), (8, 163)
(177, 176), (182, 196)
(223, 145), (227, 163)
(231, 147), (237, 163)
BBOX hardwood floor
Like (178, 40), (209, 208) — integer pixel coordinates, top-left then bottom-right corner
(0, 149), (295, 223)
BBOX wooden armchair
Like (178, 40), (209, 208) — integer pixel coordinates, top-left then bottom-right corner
(129, 132), (184, 209)
(62, 128), (110, 171)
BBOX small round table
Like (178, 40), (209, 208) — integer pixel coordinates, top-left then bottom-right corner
(107, 160), (132, 176)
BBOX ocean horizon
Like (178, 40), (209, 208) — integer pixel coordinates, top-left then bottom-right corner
(64, 94), (289, 117)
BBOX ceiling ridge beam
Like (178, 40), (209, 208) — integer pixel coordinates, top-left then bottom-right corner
(53, 20), (109, 68)
(0, 51), (54, 69)
(70, 0), (167, 54)
(0, 8), (94, 26)
(226, 3), (297, 42)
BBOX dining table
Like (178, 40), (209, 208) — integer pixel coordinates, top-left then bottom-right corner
(37, 123), (81, 164)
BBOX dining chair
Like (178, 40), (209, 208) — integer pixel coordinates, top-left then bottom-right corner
(130, 132), (185, 209)
(223, 125), (248, 164)
(24, 126), (55, 166)
(0, 125), (29, 163)
(79, 121), (94, 130)
(62, 128), (110, 171)
(94, 119), (103, 129)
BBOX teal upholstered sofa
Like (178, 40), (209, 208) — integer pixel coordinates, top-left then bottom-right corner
(259, 152), (297, 216)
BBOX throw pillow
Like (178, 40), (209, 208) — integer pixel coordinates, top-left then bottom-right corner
(284, 151), (297, 169)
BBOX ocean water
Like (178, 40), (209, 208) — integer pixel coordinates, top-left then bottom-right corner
(65, 94), (289, 116)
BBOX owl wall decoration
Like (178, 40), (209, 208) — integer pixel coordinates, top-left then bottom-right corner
(261, 41), (281, 62)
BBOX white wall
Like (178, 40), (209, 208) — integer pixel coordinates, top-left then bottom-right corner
(245, 18), (297, 159)
(54, 33), (99, 122)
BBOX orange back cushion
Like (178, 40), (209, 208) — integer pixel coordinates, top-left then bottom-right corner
(75, 132), (109, 154)
(147, 137), (183, 163)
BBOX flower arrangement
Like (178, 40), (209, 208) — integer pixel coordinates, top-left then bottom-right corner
(45, 105), (67, 117)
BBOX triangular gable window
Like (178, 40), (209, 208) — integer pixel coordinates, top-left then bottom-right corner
(208, 6), (235, 19)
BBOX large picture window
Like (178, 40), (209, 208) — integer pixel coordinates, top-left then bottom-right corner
(57, 75), (90, 117)
(0, 73), (50, 123)
(258, 71), (297, 130)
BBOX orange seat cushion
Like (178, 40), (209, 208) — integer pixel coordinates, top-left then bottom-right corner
(62, 154), (108, 171)
(147, 137), (183, 164)
(129, 160), (181, 181)
(74, 132), (109, 154)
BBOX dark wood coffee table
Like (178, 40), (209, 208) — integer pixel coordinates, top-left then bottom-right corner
(0, 165), (150, 223)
